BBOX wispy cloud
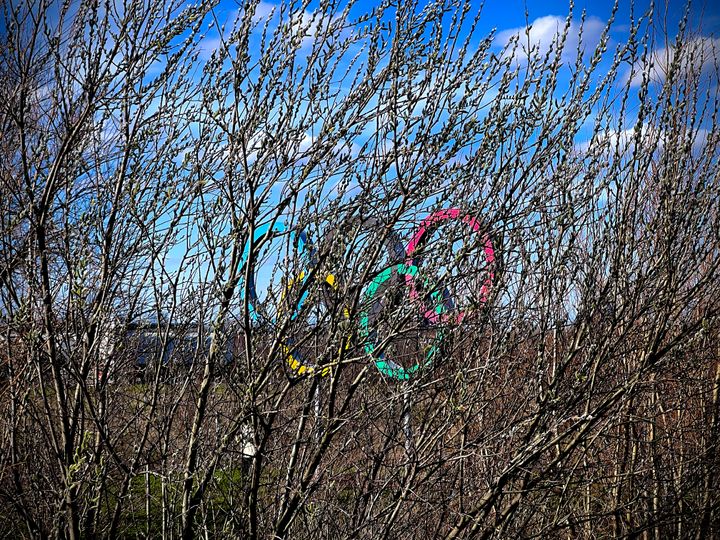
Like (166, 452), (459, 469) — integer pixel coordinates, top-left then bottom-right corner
(199, 2), (276, 59)
(199, 1), (344, 59)
(251, 1), (276, 24)
(495, 14), (606, 63)
(623, 36), (720, 87)
(575, 122), (715, 157)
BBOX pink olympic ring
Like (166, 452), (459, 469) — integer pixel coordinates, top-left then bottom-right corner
(405, 208), (495, 324)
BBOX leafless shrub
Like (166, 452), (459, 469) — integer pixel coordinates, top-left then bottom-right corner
(1, 0), (719, 538)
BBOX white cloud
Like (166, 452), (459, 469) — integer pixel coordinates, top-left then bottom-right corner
(495, 15), (606, 63)
(199, 36), (224, 60)
(298, 132), (315, 153)
(285, 6), (345, 51)
(691, 127), (713, 155)
(231, 129), (353, 166)
(624, 36), (720, 88)
(199, 3), (276, 59)
(575, 123), (715, 158)
(575, 124), (661, 155)
(295, 131), (361, 164)
(251, 1), (276, 24)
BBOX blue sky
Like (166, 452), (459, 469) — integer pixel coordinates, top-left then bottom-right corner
(201, 0), (720, 55)
(169, 0), (720, 302)
(477, 0), (720, 35)
(3, 0), (718, 318)
(194, 0), (720, 142)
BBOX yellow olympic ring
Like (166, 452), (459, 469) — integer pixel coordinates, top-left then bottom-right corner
(278, 270), (350, 377)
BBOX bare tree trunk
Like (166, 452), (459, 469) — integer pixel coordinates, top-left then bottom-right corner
(697, 359), (720, 539)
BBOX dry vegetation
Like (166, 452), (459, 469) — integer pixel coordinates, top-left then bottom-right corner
(1, 0), (719, 538)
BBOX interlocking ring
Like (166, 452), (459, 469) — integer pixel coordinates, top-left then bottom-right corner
(279, 218), (405, 376)
(405, 208), (495, 324)
(360, 209), (495, 379)
(243, 211), (495, 381)
(359, 263), (447, 380)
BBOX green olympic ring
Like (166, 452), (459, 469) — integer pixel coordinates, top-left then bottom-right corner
(278, 218), (405, 377)
(245, 210), (494, 381)
(358, 264), (449, 380)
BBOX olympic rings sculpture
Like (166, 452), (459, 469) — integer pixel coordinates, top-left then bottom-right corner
(242, 209), (495, 380)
